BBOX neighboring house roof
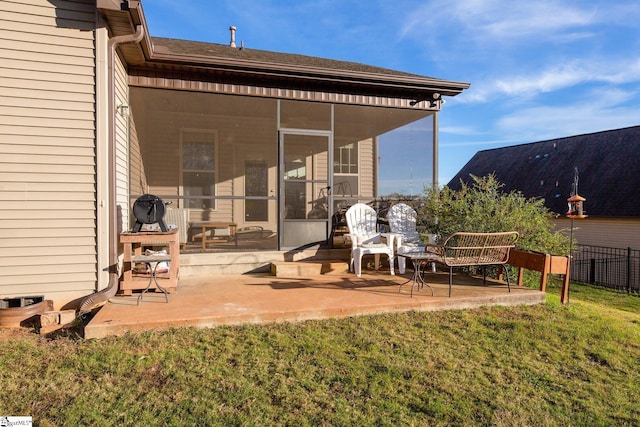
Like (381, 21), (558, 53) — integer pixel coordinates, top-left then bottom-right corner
(447, 126), (640, 218)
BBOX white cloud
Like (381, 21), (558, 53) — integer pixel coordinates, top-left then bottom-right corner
(400, 0), (598, 44)
(477, 3), (594, 39)
(603, 59), (640, 84)
(439, 125), (482, 136)
(494, 63), (588, 96)
(454, 57), (640, 103)
(496, 102), (640, 142)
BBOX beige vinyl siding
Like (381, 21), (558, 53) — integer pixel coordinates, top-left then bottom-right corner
(316, 151), (329, 182)
(552, 217), (640, 250)
(114, 52), (131, 230)
(128, 112), (147, 198)
(0, 0), (97, 306)
(358, 138), (375, 198)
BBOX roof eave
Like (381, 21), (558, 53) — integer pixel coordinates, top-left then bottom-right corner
(147, 50), (469, 96)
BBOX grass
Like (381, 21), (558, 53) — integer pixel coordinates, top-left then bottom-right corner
(1, 282), (639, 426)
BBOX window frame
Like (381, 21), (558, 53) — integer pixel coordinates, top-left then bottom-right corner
(179, 128), (218, 210)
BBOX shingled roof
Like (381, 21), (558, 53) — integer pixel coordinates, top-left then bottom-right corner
(151, 37), (425, 78)
(145, 37), (469, 98)
(447, 126), (640, 218)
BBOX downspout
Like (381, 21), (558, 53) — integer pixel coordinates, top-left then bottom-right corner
(78, 25), (144, 315)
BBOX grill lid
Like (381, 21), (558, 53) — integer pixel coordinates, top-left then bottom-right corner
(132, 194), (168, 232)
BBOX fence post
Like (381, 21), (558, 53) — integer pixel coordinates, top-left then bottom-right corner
(628, 247), (632, 294)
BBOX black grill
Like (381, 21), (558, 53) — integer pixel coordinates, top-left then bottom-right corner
(132, 194), (168, 232)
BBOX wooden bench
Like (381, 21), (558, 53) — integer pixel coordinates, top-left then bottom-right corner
(425, 231), (519, 297)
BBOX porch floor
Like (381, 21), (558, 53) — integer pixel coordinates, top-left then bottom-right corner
(84, 269), (546, 339)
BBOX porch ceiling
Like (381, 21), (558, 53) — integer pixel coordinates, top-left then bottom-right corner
(131, 87), (431, 143)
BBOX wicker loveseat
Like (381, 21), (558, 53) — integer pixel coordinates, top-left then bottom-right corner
(425, 231), (519, 296)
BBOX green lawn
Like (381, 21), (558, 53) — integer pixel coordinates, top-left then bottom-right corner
(1, 282), (639, 426)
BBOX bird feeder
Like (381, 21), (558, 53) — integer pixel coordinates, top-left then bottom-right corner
(566, 193), (587, 219)
(565, 167), (586, 305)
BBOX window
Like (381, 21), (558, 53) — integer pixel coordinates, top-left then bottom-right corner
(334, 141), (358, 197)
(334, 142), (358, 174)
(181, 130), (216, 209)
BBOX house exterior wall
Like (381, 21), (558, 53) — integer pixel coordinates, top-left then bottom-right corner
(552, 217), (640, 250)
(128, 111), (147, 198)
(0, 0), (463, 309)
(0, 0), (98, 308)
(358, 138), (375, 198)
(115, 51), (131, 230)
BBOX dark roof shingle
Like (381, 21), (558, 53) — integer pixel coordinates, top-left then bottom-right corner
(151, 37), (426, 78)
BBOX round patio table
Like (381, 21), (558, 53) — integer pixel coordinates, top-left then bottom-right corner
(398, 251), (437, 297)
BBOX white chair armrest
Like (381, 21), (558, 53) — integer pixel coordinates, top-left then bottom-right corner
(381, 232), (397, 249)
(344, 234), (358, 250)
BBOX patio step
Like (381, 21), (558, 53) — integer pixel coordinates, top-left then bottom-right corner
(179, 247), (351, 276)
(270, 260), (350, 278)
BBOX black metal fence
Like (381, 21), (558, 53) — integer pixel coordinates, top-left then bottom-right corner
(571, 245), (640, 294)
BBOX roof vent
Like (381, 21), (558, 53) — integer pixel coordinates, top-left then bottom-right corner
(229, 26), (237, 48)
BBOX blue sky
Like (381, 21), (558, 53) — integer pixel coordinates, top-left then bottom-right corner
(143, 0), (640, 186)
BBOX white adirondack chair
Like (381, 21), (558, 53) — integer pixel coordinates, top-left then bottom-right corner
(345, 203), (395, 277)
(164, 206), (189, 249)
(387, 203), (436, 274)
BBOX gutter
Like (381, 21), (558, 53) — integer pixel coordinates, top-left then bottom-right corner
(147, 37), (470, 96)
(148, 50), (470, 97)
(77, 25), (144, 315)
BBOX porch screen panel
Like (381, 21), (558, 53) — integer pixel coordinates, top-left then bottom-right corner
(129, 89), (280, 251)
(280, 100), (331, 130)
(377, 115), (434, 197)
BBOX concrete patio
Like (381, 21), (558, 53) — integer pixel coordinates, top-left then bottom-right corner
(84, 268), (546, 339)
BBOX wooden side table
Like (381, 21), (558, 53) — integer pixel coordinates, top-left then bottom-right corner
(120, 230), (180, 296)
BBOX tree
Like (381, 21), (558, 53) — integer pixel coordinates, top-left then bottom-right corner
(417, 174), (570, 255)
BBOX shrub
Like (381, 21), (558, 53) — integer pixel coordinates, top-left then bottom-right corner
(417, 174), (570, 254)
